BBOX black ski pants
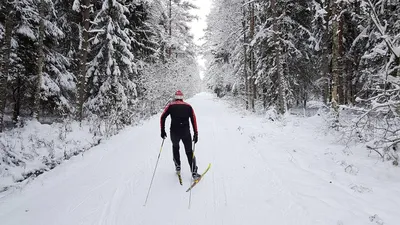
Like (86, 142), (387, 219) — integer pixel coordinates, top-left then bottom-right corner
(170, 130), (197, 173)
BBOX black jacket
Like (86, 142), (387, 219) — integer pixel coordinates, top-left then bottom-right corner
(160, 100), (198, 134)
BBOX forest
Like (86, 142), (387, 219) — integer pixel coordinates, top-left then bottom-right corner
(0, 0), (399, 181)
(0, 0), (201, 134)
(203, 0), (399, 164)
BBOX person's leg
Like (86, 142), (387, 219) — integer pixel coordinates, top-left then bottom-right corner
(182, 131), (197, 174)
(170, 132), (181, 171)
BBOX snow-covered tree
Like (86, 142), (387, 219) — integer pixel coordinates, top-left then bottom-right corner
(203, 0), (242, 98)
(203, 0), (399, 164)
(0, 0), (13, 131)
(204, 0), (316, 113)
(0, 0), (75, 124)
(126, 1), (158, 62)
(86, 0), (138, 125)
(136, 0), (200, 115)
(72, 0), (92, 121)
(350, 0), (400, 161)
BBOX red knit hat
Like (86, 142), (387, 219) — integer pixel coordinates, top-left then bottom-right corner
(175, 90), (184, 100)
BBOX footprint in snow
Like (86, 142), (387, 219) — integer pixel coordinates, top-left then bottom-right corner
(369, 214), (384, 225)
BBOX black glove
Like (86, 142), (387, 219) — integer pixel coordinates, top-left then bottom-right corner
(161, 130), (167, 139)
(193, 133), (198, 144)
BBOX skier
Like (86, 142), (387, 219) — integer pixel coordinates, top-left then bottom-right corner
(160, 90), (201, 180)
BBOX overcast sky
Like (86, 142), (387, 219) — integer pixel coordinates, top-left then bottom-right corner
(189, 0), (212, 45)
(188, 0), (212, 78)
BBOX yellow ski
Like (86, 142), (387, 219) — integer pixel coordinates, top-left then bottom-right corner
(186, 163), (211, 192)
(177, 171), (183, 185)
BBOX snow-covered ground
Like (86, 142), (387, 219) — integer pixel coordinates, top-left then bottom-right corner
(0, 120), (103, 192)
(0, 92), (399, 225)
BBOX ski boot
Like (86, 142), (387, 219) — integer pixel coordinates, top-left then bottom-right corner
(192, 172), (201, 182)
(175, 166), (181, 175)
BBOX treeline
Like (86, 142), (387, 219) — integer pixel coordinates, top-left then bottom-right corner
(204, 0), (399, 113)
(204, 0), (399, 162)
(0, 0), (201, 132)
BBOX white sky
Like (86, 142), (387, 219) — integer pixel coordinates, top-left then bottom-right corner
(188, 0), (213, 79)
(189, 0), (212, 46)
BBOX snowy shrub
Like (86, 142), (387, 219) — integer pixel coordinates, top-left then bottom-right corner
(0, 119), (105, 192)
(264, 108), (280, 122)
(331, 105), (400, 165)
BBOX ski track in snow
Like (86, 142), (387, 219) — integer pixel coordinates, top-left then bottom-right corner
(0, 92), (400, 225)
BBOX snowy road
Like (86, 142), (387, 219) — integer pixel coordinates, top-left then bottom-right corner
(0, 92), (399, 225)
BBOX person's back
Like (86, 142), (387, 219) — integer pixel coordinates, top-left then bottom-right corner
(164, 100), (197, 133)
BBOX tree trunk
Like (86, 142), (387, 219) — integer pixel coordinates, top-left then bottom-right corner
(252, 59), (256, 112)
(348, 0), (361, 105)
(271, 0), (285, 114)
(278, 48), (288, 114)
(262, 3), (268, 110)
(0, 4), (14, 132)
(331, 1), (342, 111)
(322, 0), (332, 104)
(33, 0), (45, 119)
(242, 1), (248, 110)
(250, 2), (256, 111)
(168, 0), (172, 58)
(77, 0), (91, 122)
(12, 75), (22, 124)
(338, 13), (345, 105)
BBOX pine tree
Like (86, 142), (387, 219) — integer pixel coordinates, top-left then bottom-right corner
(203, 0), (242, 99)
(139, 0), (200, 112)
(73, 0), (92, 121)
(1, 0), (75, 121)
(357, 0), (400, 113)
(86, 0), (138, 124)
(0, 0), (14, 131)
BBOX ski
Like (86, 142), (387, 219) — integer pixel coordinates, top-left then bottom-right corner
(177, 171), (183, 185)
(186, 163), (211, 192)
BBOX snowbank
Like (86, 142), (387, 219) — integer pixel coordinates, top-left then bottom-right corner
(0, 120), (103, 192)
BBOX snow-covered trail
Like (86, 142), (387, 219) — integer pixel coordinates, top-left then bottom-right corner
(0, 92), (399, 225)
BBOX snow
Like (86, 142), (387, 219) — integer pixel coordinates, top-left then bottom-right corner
(394, 46), (400, 57)
(0, 23), (4, 39)
(16, 25), (36, 41)
(72, 0), (81, 12)
(306, 100), (326, 108)
(42, 73), (61, 95)
(0, 120), (102, 192)
(1, 93), (399, 225)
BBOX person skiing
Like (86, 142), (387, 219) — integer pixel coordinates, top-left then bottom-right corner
(160, 90), (201, 180)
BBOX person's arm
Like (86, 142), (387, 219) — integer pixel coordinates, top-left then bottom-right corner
(160, 104), (171, 132)
(189, 106), (198, 134)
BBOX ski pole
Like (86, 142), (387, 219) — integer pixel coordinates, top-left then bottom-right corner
(144, 139), (165, 206)
(188, 142), (196, 209)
